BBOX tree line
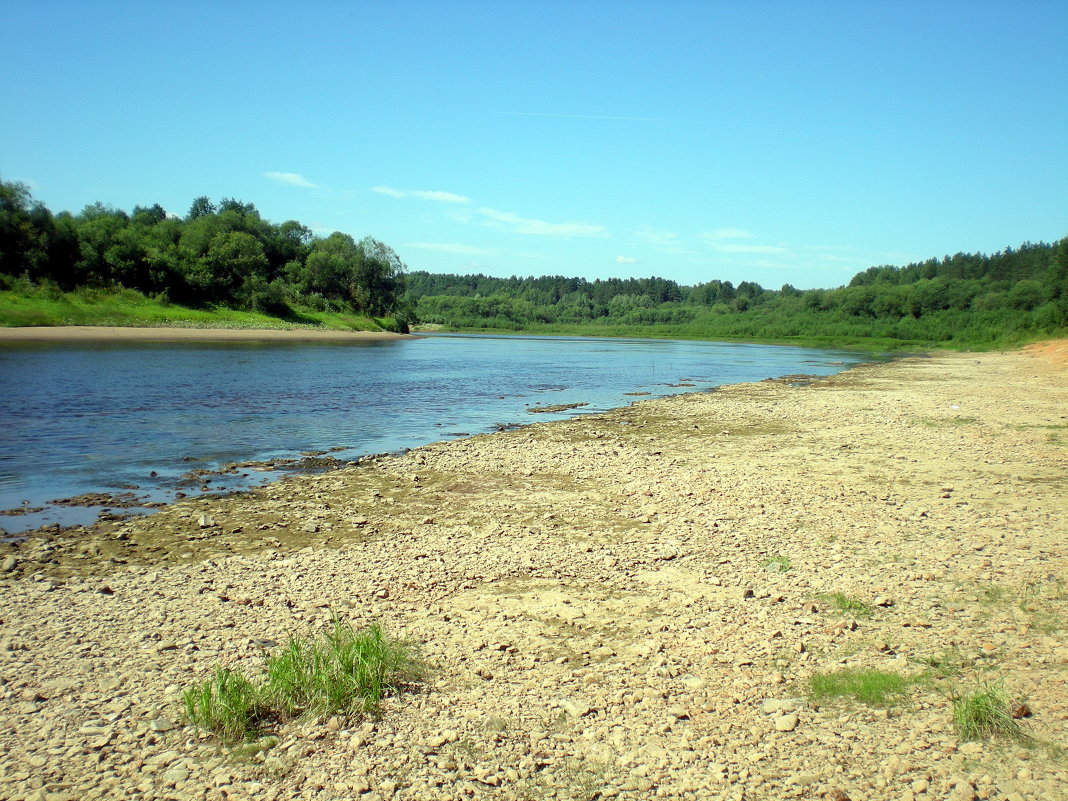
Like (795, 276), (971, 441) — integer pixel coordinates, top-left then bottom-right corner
(404, 240), (1068, 345)
(0, 180), (407, 319)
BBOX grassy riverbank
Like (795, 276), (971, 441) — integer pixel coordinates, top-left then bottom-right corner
(0, 284), (408, 333)
(413, 322), (929, 351)
(412, 313), (1065, 351)
(1, 343), (1064, 800)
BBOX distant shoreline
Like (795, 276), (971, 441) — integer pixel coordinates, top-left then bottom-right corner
(0, 326), (413, 342)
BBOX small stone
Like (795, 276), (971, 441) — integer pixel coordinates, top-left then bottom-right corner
(149, 717), (175, 732)
(558, 698), (592, 718)
(162, 767), (190, 784)
(774, 713), (799, 732)
(1009, 700), (1031, 719)
(825, 789), (851, 801)
(1, 557), (17, 573)
(666, 705), (689, 720)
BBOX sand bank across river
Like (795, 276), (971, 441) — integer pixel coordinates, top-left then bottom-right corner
(0, 345), (1065, 800)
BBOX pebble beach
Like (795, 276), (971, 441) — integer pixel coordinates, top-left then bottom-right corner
(1, 343), (1065, 801)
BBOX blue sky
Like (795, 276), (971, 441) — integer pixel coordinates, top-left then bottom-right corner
(3, 0), (1066, 290)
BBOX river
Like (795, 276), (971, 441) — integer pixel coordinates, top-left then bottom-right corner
(0, 333), (878, 533)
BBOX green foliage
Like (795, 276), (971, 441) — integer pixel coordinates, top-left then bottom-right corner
(183, 668), (261, 744)
(183, 621), (422, 744)
(763, 554), (792, 572)
(809, 667), (918, 706)
(263, 621), (421, 719)
(0, 181), (406, 322)
(403, 238), (1068, 349)
(820, 592), (873, 617)
(951, 679), (1025, 742)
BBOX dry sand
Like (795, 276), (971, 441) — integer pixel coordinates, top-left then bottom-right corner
(0, 344), (1065, 801)
(0, 326), (410, 342)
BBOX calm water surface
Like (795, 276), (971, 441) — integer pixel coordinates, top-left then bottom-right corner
(0, 334), (877, 533)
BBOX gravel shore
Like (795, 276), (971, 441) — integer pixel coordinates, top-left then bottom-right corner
(1, 345), (1065, 801)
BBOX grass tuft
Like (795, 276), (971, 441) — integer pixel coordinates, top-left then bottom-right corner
(183, 667), (261, 743)
(820, 592), (873, 618)
(951, 679), (1026, 742)
(182, 620), (421, 743)
(264, 620), (421, 719)
(809, 667), (917, 707)
(763, 554), (792, 572)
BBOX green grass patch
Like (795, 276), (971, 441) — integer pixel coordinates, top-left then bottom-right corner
(809, 667), (918, 706)
(820, 592), (873, 618)
(763, 554), (792, 573)
(183, 620), (422, 743)
(0, 284), (400, 332)
(951, 679), (1026, 742)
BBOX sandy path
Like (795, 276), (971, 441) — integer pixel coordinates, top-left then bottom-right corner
(0, 326), (410, 342)
(0, 346), (1065, 801)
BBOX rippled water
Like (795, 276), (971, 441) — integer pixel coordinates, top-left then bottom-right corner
(0, 333), (877, 532)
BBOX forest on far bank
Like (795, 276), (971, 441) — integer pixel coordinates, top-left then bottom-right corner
(404, 240), (1068, 347)
(2, 178), (1066, 348)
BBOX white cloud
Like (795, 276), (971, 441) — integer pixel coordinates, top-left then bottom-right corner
(477, 207), (606, 238)
(410, 190), (469, 204)
(704, 227), (755, 240)
(406, 242), (494, 256)
(263, 171), (319, 189)
(371, 186), (469, 203)
(615, 255), (639, 264)
(370, 185), (408, 198)
(633, 225), (684, 254)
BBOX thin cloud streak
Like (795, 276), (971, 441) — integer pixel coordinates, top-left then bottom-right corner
(477, 207), (606, 238)
(704, 228), (755, 240)
(406, 242), (494, 256)
(371, 186), (469, 203)
(491, 111), (666, 122)
(263, 171), (319, 189)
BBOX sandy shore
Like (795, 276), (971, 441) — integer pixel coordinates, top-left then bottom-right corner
(0, 346), (1065, 801)
(0, 326), (411, 342)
